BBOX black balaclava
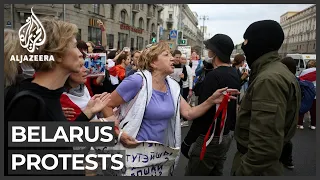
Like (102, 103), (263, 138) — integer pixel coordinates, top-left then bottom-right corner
(241, 20), (285, 68)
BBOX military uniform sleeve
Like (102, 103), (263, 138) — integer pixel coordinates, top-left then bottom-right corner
(236, 78), (287, 175)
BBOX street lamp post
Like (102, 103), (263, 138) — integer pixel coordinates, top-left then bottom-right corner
(199, 15), (209, 57)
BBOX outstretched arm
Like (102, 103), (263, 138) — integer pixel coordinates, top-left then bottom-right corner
(180, 87), (239, 121)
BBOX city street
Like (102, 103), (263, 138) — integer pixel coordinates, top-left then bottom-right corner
(174, 120), (316, 176)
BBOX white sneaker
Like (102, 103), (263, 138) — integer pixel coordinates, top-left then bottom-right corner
(297, 125), (304, 130)
(310, 126), (316, 130)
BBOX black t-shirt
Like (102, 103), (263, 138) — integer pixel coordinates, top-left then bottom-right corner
(185, 66), (241, 144)
(5, 78), (88, 175)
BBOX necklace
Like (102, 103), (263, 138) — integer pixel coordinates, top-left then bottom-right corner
(153, 79), (167, 93)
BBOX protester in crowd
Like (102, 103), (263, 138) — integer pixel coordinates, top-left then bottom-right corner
(77, 40), (89, 53)
(103, 42), (240, 171)
(106, 50), (117, 69)
(180, 54), (193, 101)
(180, 54), (194, 127)
(74, 41), (94, 96)
(298, 60), (316, 130)
(60, 51), (110, 121)
(231, 20), (301, 176)
(193, 54), (214, 97)
(190, 51), (200, 76)
(173, 49), (182, 65)
(171, 50), (187, 91)
(126, 50), (141, 77)
(232, 54), (249, 106)
(102, 50), (117, 93)
(113, 49), (130, 62)
(232, 54), (249, 86)
(195, 55), (214, 77)
(108, 53), (131, 91)
(280, 56), (297, 170)
(5, 18), (110, 121)
(86, 41), (95, 53)
(183, 34), (241, 176)
(4, 18), (111, 176)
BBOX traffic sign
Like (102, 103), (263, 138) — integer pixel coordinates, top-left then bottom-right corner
(178, 39), (187, 45)
(170, 30), (178, 39)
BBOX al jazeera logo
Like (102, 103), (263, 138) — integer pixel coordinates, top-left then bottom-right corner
(10, 7), (54, 63)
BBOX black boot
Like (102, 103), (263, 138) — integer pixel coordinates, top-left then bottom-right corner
(280, 141), (294, 169)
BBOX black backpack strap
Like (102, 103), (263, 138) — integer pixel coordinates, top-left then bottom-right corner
(182, 65), (188, 81)
(6, 90), (46, 121)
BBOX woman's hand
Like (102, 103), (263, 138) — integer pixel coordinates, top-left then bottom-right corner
(62, 107), (76, 120)
(207, 87), (240, 104)
(188, 89), (193, 98)
(83, 92), (111, 119)
(179, 73), (185, 79)
(119, 132), (140, 148)
(241, 69), (249, 80)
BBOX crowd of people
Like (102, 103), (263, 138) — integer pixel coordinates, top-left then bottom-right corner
(4, 16), (316, 176)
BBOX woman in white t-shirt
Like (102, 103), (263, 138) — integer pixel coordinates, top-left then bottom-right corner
(180, 54), (193, 100)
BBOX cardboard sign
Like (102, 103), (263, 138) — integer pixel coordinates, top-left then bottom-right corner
(84, 53), (107, 77)
(177, 46), (191, 59)
(94, 141), (180, 176)
(170, 68), (183, 82)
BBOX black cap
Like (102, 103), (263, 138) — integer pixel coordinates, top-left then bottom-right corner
(204, 34), (234, 63)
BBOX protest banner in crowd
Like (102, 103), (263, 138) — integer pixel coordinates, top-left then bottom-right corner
(95, 141), (180, 176)
(84, 53), (107, 77)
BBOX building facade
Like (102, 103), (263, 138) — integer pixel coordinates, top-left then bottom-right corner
(159, 4), (203, 52)
(181, 5), (201, 50)
(4, 4), (163, 51)
(279, 5), (316, 57)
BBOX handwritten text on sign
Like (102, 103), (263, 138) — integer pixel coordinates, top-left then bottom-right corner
(96, 141), (179, 176)
(124, 141), (179, 176)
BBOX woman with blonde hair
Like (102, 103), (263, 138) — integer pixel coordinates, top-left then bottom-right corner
(5, 17), (111, 176)
(4, 29), (24, 88)
(5, 17), (110, 123)
(104, 42), (239, 170)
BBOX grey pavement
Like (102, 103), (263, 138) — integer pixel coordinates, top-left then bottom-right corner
(174, 120), (316, 176)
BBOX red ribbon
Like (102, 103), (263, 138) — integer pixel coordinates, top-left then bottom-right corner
(200, 93), (230, 160)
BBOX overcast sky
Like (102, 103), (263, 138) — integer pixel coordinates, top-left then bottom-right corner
(188, 4), (315, 45)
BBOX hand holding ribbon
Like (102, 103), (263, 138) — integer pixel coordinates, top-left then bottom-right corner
(207, 87), (239, 105)
(200, 87), (239, 160)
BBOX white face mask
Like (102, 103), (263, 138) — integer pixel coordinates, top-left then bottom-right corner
(204, 57), (213, 64)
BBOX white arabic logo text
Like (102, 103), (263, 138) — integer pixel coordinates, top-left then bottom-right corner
(18, 7), (46, 53)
